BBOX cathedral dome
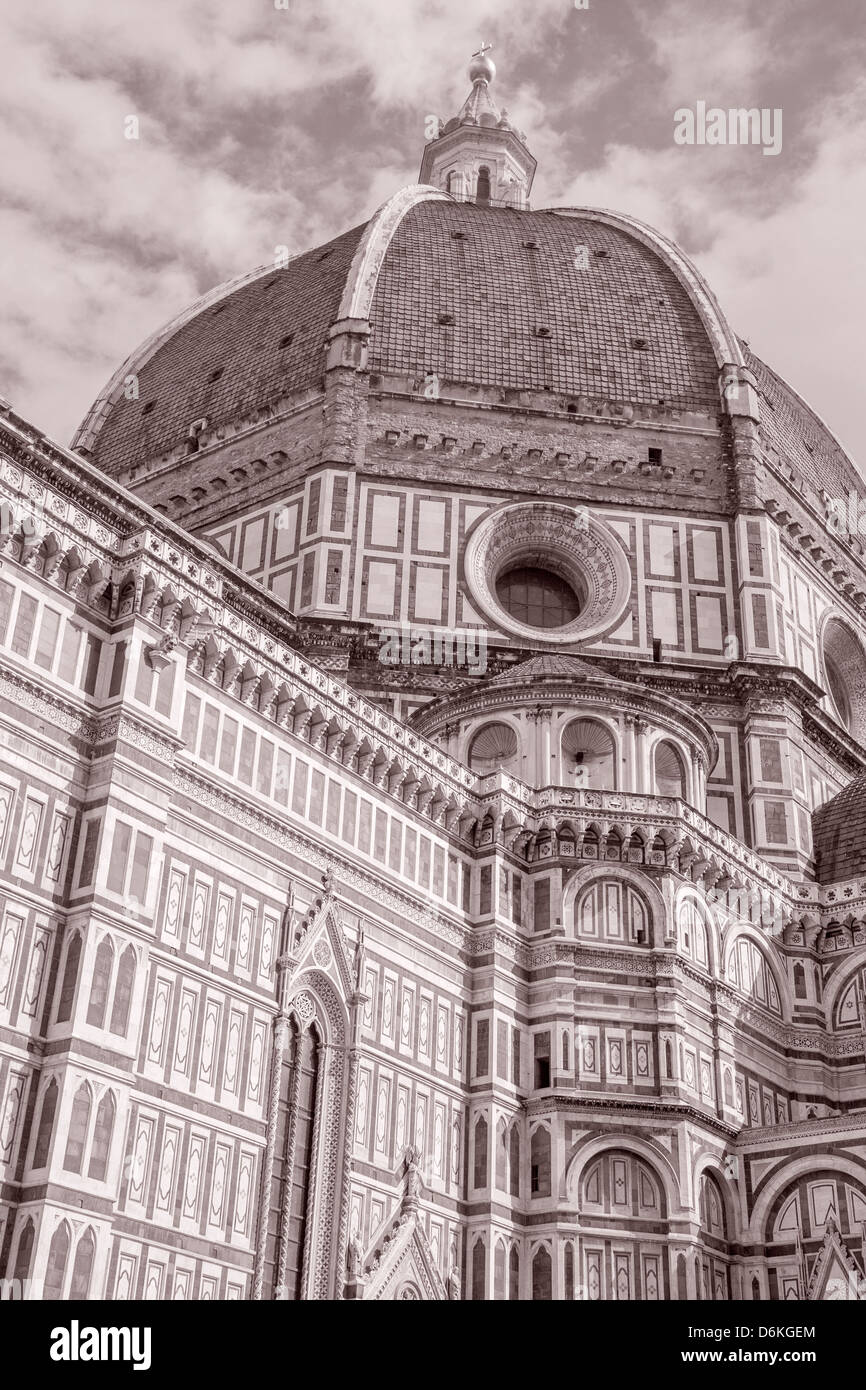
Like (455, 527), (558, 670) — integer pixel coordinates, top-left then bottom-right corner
(74, 197), (729, 473)
(813, 771), (866, 883)
(73, 80), (861, 506)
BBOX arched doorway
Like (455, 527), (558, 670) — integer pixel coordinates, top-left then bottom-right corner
(697, 1172), (731, 1298)
(577, 1149), (668, 1299)
(256, 976), (349, 1300)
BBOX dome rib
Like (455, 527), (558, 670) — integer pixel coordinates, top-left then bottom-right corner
(367, 199), (722, 410)
(548, 207), (744, 372)
(336, 185), (450, 323)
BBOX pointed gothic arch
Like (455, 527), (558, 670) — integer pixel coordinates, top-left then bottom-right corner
(12, 1217), (35, 1285)
(43, 1220), (71, 1300)
(109, 944), (137, 1036)
(87, 936), (115, 1028)
(256, 967), (351, 1301)
(88, 1090), (116, 1181)
(32, 1076), (58, 1169)
(63, 1081), (93, 1173)
(70, 1227), (96, 1299)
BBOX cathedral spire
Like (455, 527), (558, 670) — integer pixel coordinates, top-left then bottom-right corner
(418, 46), (536, 209)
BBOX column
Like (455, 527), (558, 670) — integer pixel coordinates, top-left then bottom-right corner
(539, 708), (552, 785)
(253, 1013), (289, 1301)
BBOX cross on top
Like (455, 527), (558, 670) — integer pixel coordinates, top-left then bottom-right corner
(472, 42), (493, 58)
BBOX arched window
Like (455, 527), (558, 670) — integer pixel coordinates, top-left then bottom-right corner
(654, 740), (687, 798)
(468, 721), (520, 777)
(509, 1244), (520, 1300)
(821, 617), (866, 740)
(726, 936), (782, 1015)
(70, 1228), (96, 1299)
(446, 170), (457, 194)
(575, 879), (650, 946)
(530, 1126), (550, 1198)
(495, 1118), (507, 1189)
(88, 1091), (116, 1181)
(494, 1239), (506, 1300)
(531, 1245), (552, 1300)
(109, 945), (136, 1036)
(794, 962), (807, 999)
(32, 1077), (58, 1169)
(56, 932), (81, 1023)
(562, 719), (616, 790)
(284, 1020), (318, 1298)
(509, 1126), (520, 1197)
(678, 898), (710, 969)
(12, 1219), (34, 1285)
(43, 1222), (70, 1300)
(699, 1173), (727, 1238)
(473, 1115), (488, 1189)
(63, 1083), (92, 1173)
(476, 166), (491, 204)
(582, 1152), (664, 1217)
(260, 1015), (324, 1300)
(472, 1238), (486, 1301)
(87, 937), (115, 1028)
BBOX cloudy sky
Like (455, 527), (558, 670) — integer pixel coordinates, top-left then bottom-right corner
(1, 0), (864, 469)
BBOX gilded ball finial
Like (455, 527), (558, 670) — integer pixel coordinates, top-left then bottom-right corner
(469, 42), (495, 85)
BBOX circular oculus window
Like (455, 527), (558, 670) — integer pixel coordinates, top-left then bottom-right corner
(495, 565), (583, 629)
(463, 502), (631, 644)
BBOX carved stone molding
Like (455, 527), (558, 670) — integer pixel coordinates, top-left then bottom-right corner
(462, 501), (632, 644)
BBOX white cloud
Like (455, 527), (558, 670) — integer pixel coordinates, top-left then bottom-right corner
(0, 0), (862, 474)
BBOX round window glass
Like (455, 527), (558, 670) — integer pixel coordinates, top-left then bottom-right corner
(495, 566), (581, 630)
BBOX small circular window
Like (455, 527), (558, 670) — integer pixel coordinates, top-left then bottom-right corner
(495, 566), (581, 630)
(462, 502), (631, 645)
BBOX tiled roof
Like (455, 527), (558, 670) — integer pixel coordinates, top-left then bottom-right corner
(813, 772), (866, 882)
(89, 222), (367, 474)
(368, 200), (720, 409)
(747, 349), (863, 496)
(487, 653), (606, 684)
(83, 197), (860, 493)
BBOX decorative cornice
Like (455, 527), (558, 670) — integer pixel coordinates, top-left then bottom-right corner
(529, 1092), (739, 1139)
(0, 662), (96, 739)
(740, 1112), (866, 1146)
(92, 712), (182, 764)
